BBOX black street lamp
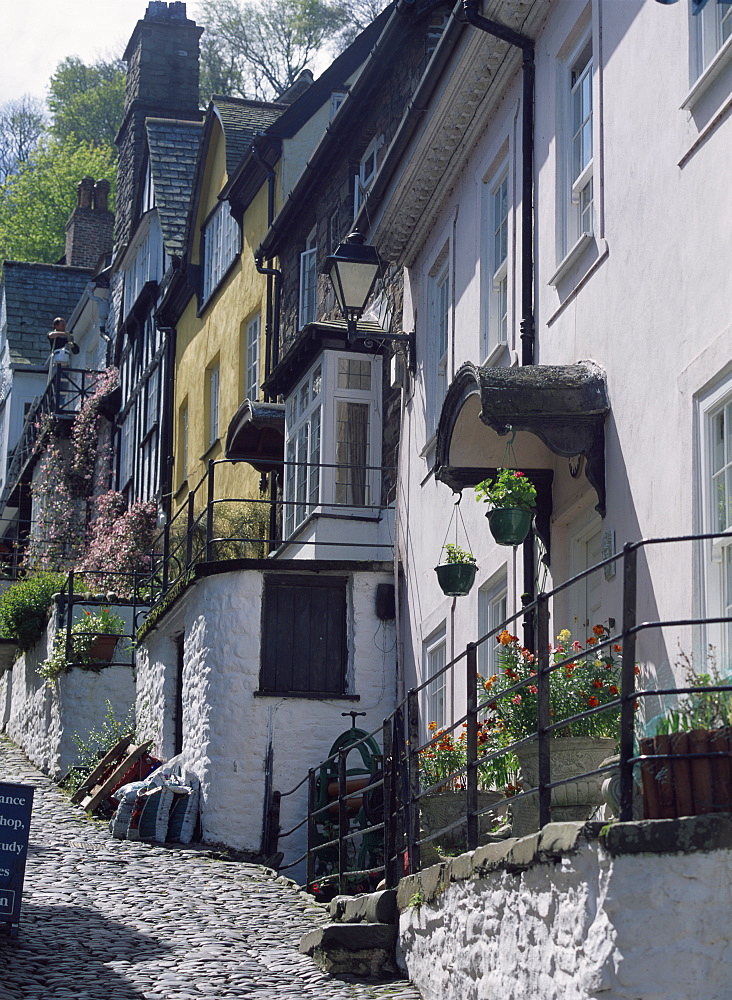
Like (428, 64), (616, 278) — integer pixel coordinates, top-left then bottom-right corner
(322, 231), (414, 366)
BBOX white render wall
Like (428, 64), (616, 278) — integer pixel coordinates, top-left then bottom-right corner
(399, 837), (732, 1000)
(0, 609), (135, 777)
(392, 0), (731, 701)
(136, 567), (397, 865)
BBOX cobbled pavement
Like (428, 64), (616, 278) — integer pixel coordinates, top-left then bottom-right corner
(0, 736), (421, 1000)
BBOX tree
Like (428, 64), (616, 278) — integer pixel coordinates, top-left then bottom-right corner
(0, 95), (46, 184)
(334, 0), (392, 49)
(0, 137), (116, 265)
(48, 57), (125, 152)
(197, 0), (348, 101)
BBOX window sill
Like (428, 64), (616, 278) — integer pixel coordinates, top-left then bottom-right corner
(480, 341), (510, 368)
(419, 430), (438, 461)
(549, 232), (595, 287)
(682, 34), (732, 110)
(174, 479), (189, 500)
(199, 439), (221, 462)
(254, 691), (360, 701)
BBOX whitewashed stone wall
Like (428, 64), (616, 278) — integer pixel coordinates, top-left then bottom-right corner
(137, 567), (397, 867)
(398, 822), (732, 1000)
(0, 607), (135, 776)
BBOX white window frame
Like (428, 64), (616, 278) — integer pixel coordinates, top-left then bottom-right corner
(478, 570), (508, 679)
(693, 0), (732, 77)
(123, 214), (164, 318)
(700, 378), (732, 669)
(426, 243), (451, 438)
(330, 90), (347, 119)
(482, 163), (510, 359)
(202, 201), (239, 304)
(424, 625), (448, 735)
(299, 229), (317, 329)
(556, 31), (595, 265)
(283, 350), (382, 537)
(245, 314), (260, 402)
(354, 135), (383, 216)
(208, 363), (220, 447)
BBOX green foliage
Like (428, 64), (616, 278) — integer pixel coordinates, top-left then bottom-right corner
(654, 648), (732, 734)
(0, 137), (116, 264)
(475, 468), (537, 510)
(480, 624), (623, 741)
(0, 572), (65, 652)
(442, 543), (476, 565)
(39, 607), (127, 681)
(63, 700), (135, 795)
(48, 57), (125, 151)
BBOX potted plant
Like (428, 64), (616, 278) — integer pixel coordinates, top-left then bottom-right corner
(39, 607), (127, 681)
(434, 543), (478, 597)
(475, 468), (536, 546)
(480, 624), (623, 835)
(418, 722), (511, 862)
(640, 651), (732, 819)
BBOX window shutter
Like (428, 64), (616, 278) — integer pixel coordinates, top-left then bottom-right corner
(260, 575), (347, 695)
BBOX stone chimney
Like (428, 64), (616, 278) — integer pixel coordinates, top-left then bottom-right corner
(116, 1), (203, 246)
(64, 177), (115, 268)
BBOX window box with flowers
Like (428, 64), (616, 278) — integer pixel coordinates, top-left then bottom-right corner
(39, 607), (128, 682)
(480, 624), (624, 835)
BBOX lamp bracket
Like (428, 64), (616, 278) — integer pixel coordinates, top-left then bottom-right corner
(349, 329), (415, 371)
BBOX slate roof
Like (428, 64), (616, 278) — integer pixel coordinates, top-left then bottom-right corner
(1, 262), (92, 365)
(211, 97), (287, 176)
(145, 118), (204, 257)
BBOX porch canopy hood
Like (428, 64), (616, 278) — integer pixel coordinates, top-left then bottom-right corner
(435, 360), (610, 526)
(225, 399), (285, 473)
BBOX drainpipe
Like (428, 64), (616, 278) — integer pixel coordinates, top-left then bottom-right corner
(157, 326), (176, 523)
(252, 145), (279, 400)
(461, 0), (536, 647)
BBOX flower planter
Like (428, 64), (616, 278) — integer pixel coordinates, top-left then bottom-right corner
(434, 562), (477, 597)
(639, 727), (732, 819)
(420, 789), (505, 864)
(88, 634), (120, 662)
(511, 736), (616, 837)
(486, 507), (532, 546)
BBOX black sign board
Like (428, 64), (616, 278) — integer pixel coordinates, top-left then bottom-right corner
(0, 782), (34, 931)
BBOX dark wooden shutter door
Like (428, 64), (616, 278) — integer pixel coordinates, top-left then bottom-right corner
(260, 576), (347, 695)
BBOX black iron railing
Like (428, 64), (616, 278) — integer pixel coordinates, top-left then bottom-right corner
(143, 457), (396, 605)
(271, 533), (732, 896)
(1, 368), (106, 510)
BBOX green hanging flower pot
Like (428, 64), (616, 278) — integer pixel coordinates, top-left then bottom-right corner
(486, 507), (533, 546)
(435, 562), (477, 597)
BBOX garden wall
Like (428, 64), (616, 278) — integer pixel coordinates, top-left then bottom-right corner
(0, 605), (135, 777)
(396, 818), (732, 1000)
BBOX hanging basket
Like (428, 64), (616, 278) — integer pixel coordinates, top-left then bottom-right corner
(435, 562), (477, 597)
(486, 507), (533, 546)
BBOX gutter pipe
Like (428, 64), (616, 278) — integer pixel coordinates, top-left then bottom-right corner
(461, 0), (536, 648)
(252, 143), (279, 401)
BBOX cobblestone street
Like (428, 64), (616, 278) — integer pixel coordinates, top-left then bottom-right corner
(0, 737), (421, 1000)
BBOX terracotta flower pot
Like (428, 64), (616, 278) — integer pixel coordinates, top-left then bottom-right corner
(88, 634), (119, 661)
(486, 507), (533, 546)
(639, 727), (732, 819)
(434, 563), (477, 597)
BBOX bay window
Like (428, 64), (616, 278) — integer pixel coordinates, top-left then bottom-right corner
(284, 351), (381, 537)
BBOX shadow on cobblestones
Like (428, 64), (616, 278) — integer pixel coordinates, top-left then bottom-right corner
(1, 901), (164, 1000)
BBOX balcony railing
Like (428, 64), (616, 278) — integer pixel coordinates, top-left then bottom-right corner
(1, 367), (106, 509)
(144, 457), (396, 605)
(269, 533), (732, 897)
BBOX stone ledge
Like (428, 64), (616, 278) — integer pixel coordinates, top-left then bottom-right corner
(329, 889), (397, 925)
(601, 812), (732, 856)
(299, 921), (397, 954)
(395, 815), (732, 910)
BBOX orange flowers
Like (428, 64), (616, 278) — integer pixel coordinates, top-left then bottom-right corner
(498, 629), (518, 646)
(586, 636), (598, 646)
(592, 678), (604, 689)
(587, 696), (599, 708)
(608, 685), (619, 696)
(592, 624), (605, 637)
